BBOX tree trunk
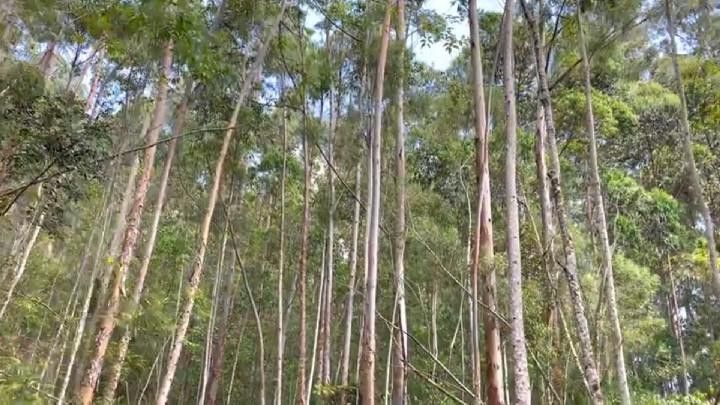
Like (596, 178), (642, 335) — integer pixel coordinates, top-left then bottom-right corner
(576, 7), (631, 404)
(38, 40), (56, 77)
(519, 1), (604, 402)
(340, 162), (362, 403)
(309, 236), (327, 399)
(225, 313), (249, 404)
(501, 0), (531, 402)
(664, 0), (720, 297)
(667, 268), (689, 395)
(101, 84), (190, 403)
(321, 51), (338, 385)
(391, 1), (408, 404)
(242, 250), (267, 405)
(85, 48), (104, 115)
(0, 212), (44, 320)
(359, 2), (392, 403)
(80, 108), (146, 384)
(58, 192), (114, 405)
(468, 0), (504, 403)
(76, 41), (174, 405)
(155, 6), (286, 401)
(431, 280), (439, 380)
(205, 234), (238, 405)
(296, 89), (312, 405)
(40, 199), (107, 384)
(274, 76), (288, 405)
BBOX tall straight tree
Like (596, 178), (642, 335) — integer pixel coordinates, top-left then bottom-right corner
(501, 0), (531, 402)
(295, 34), (312, 405)
(274, 75), (288, 405)
(391, 0), (409, 404)
(664, 0), (720, 297)
(576, 5), (631, 404)
(468, 0), (504, 403)
(101, 84), (191, 402)
(76, 40), (174, 405)
(519, 0), (604, 402)
(155, 3), (288, 402)
(359, 1), (392, 403)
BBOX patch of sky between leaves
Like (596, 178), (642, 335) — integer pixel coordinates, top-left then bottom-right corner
(304, 0), (503, 72)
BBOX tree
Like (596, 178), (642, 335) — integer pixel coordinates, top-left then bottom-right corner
(501, 0), (531, 402)
(77, 40), (174, 405)
(391, 1), (409, 404)
(664, 0), (720, 298)
(576, 4), (631, 403)
(359, 1), (392, 403)
(468, 0), (504, 403)
(519, 0), (604, 402)
(155, 3), (288, 401)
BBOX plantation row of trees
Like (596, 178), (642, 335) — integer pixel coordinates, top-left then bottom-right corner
(1, 0), (720, 403)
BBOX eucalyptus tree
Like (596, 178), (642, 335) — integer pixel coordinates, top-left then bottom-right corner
(467, 0), (504, 402)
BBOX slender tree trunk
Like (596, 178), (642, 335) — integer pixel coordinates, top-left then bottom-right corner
(40, 264), (82, 383)
(38, 39), (56, 77)
(225, 313), (249, 405)
(431, 280), (439, 380)
(155, 6), (286, 402)
(340, 162), (362, 403)
(40, 199), (108, 384)
(0, 212), (44, 320)
(501, 0), (531, 402)
(340, 62), (367, 405)
(296, 89), (312, 405)
(576, 8), (631, 404)
(321, 56), (338, 385)
(76, 41), (174, 405)
(309, 236), (327, 399)
(668, 266), (689, 395)
(468, 0), (504, 403)
(102, 85), (190, 403)
(58, 193), (114, 405)
(274, 77), (288, 405)
(519, 1), (604, 403)
(359, 2), (392, 403)
(205, 239), (238, 405)
(391, 1), (408, 404)
(93, 112), (147, 314)
(664, 0), (720, 297)
(79, 109), (147, 387)
(85, 49), (104, 115)
(243, 252), (267, 405)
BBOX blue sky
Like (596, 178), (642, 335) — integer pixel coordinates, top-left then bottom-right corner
(307, 0), (503, 71)
(413, 0), (503, 70)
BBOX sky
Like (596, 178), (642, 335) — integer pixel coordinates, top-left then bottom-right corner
(307, 0), (504, 71)
(413, 0), (503, 70)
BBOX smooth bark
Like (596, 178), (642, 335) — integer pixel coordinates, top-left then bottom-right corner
(76, 41), (174, 405)
(102, 85), (190, 403)
(468, 0), (504, 403)
(576, 7), (631, 404)
(274, 76), (288, 405)
(0, 212), (44, 320)
(340, 162), (362, 404)
(391, 1), (408, 404)
(359, 2), (392, 403)
(664, 0), (720, 297)
(155, 6), (286, 402)
(519, 1), (604, 402)
(58, 192), (114, 405)
(296, 86), (312, 405)
(501, 0), (531, 402)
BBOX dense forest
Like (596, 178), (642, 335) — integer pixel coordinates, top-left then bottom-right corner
(1, 0), (720, 403)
